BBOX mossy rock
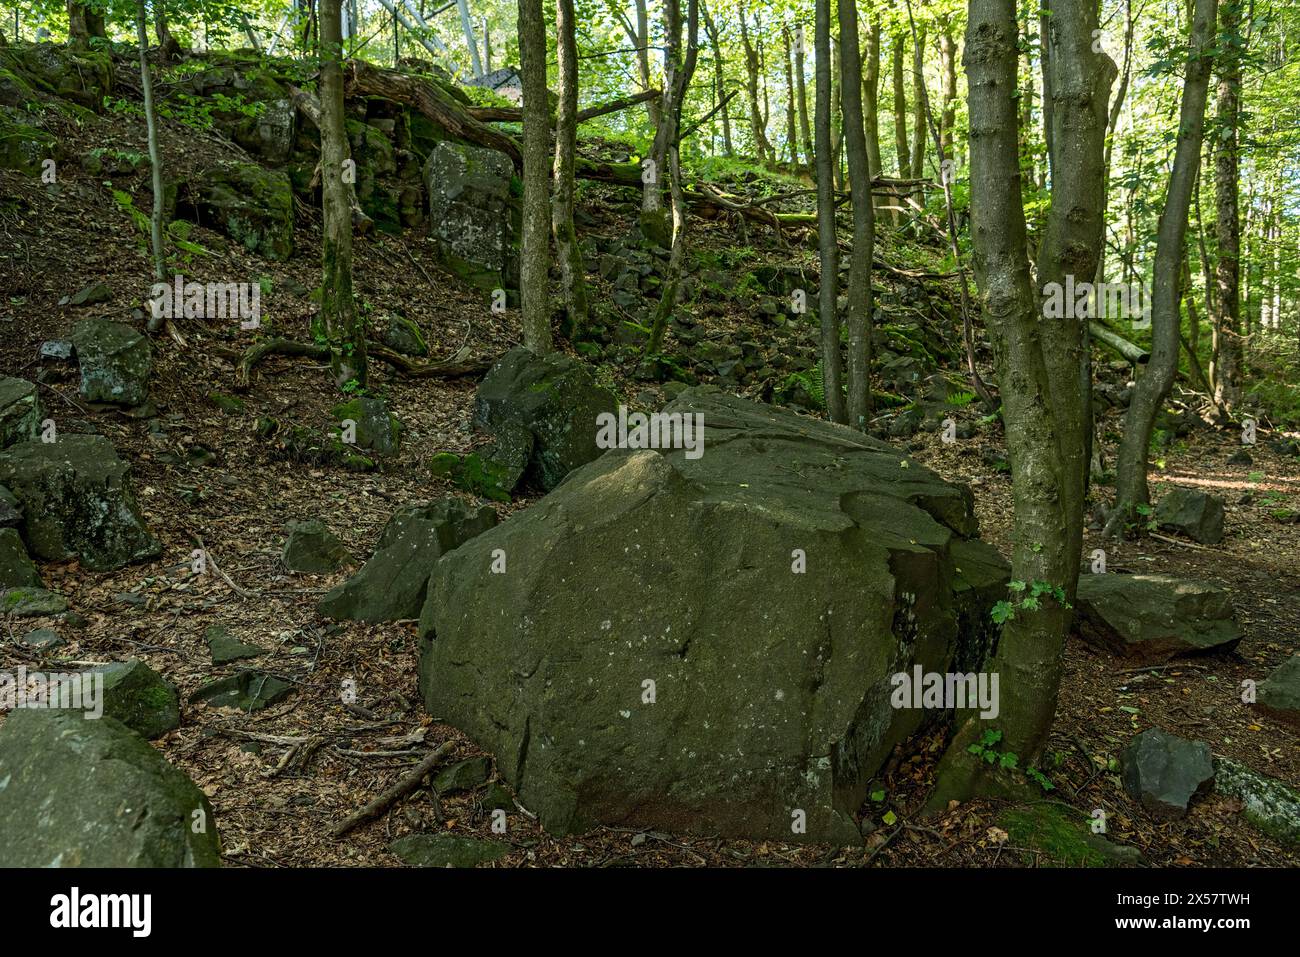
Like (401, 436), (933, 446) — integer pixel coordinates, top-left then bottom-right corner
(998, 803), (1144, 867)
(0, 43), (112, 111)
(389, 834), (508, 868)
(185, 161), (294, 261)
(56, 658), (181, 740)
(331, 397), (403, 458)
(0, 108), (57, 175)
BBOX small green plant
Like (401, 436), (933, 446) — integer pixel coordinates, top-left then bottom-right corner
(967, 729), (1055, 792)
(990, 579), (1072, 624)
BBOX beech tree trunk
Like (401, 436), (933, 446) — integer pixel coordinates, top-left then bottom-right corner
(739, 6), (772, 163)
(794, 23), (814, 175)
(317, 0), (368, 388)
(517, 0), (552, 352)
(1211, 0), (1244, 411)
(862, 15), (884, 211)
(782, 25), (800, 167)
(1107, 0), (1218, 533)
(135, 0), (166, 287)
(153, 1), (182, 60)
(814, 0), (846, 425)
(838, 0), (875, 429)
(703, 2), (732, 153)
(553, 0), (588, 336)
(67, 2), (106, 47)
(929, 0), (1110, 808)
(908, 26), (927, 180)
(646, 0), (700, 355)
(891, 32), (911, 179)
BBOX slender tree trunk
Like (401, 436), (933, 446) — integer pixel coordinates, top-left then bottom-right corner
(794, 23), (814, 175)
(703, 3), (733, 153)
(553, 0), (588, 337)
(153, 1), (182, 60)
(739, 7), (772, 163)
(929, 0), (1108, 808)
(136, 0), (166, 284)
(782, 25), (800, 167)
(831, 33), (844, 189)
(1095, 0), (1134, 285)
(317, 0), (367, 388)
(891, 32), (910, 178)
(1211, 0), (1244, 410)
(839, 0), (874, 429)
(646, 0), (700, 355)
(863, 15), (883, 203)
(517, 0), (552, 352)
(908, 26), (927, 180)
(937, 18), (957, 154)
(1107, 0), (1218, 533)
(815, 0), (845, 425)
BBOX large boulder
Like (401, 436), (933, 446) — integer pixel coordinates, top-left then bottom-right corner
(0, 43), (112, 111)
(473, 347), (617, 493)
(1121, 728), (1215, 819)
(53, 659), (181, 740)
(318, 499), (496, 623)
(0, 436), (161, 571)
(1255, 655), (1300, 730)
(71, 319), (152, 407)
(0, 106), (58, 175)
(185, 161), (294, 260)
(425, 141), (516, 289)
(0, 377), (42, 447)
(1155, 487), (1225, 544)
(1074, 573), (1240, 663)
(0, 709), (220, 867)
(418, 389), (1000, 843)
(0, 526), (42, 589)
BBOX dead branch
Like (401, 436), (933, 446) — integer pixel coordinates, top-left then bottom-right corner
(331, 740), (456, 838)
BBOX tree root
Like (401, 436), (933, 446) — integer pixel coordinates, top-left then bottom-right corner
(235, 337), (492, 390)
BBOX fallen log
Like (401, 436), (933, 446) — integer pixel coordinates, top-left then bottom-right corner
(1089, 320), (1150, 365)
(236, 337), (492, 389)
(467, 88), (661, 124)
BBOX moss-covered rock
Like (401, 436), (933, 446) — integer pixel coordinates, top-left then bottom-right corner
(71, 319), (152, 406)
(0, 106), (56, 174)
(0, 377), (42, 447)
(186, 161), (294, 260)
(390, 833), (508, 868)
(0, 526), (41, 589)
(282, 518), (351, 573)
(0, 43), (112, 111)
(0, 709), (220, 867)
(55, 658), (181, 740)
(0, 436), (161, 572)
(425, 140), (517, 290)
(331, 396), (402, 458)
(999, 803), (1144, 867)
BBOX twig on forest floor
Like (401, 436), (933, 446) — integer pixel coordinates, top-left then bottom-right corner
(330, 740), (456, 838)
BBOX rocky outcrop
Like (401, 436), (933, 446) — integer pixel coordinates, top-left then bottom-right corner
(0, 436), (161, 572)
(1074, 573), (1240, 663)
(71, 319), (152, 407)
(185, 161), (294, 260)
(471, 347), (617, 493)
(418, 389), (1001, 843)
(425, 141), (517, 289)
(0, 710), (220, 867)
(318, 499), (496, 623)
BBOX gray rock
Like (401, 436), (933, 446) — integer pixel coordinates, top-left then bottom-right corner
(381, 316), (428, 357)
(1121, 728), (1215, 819)
(1255, 655), (1300, 730)
(0, 709), (221, 867)
(187, 161), (294, 260)
(425, 141), (516, 289)
(0, 484), (21, 528)
(20, 627), (63, 650)
(282, 519), (351, 574)
(1075, 574), (1240, 663)
(473, 347), (618, 492)
(0, 377), (42, 447)
(0, 526), (41, 589)
(0, 436), (161, 571)
(191, 671), (293, 712)
(203, 625), (266, 664)
(332, 397), (402, 458)
(39, 340), (74, 361)
(1214, 757), (1300, 848)
(389, 833), (508, 868)
(432, 756), (491, 795)
(1, 587), (67, 616)
(318, 499), (496, 623)
(70, 319), (152, 407)
(53, 658), (180, 739)
(418, 389), (995, 843)
(64, 281), (112, 306)
(1155, 487), (1225, 544)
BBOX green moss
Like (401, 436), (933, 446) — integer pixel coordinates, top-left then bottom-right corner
(998, 803), (1117, 867)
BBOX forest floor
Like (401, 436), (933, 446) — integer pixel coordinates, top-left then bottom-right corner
(2, 97), (1298, 868)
